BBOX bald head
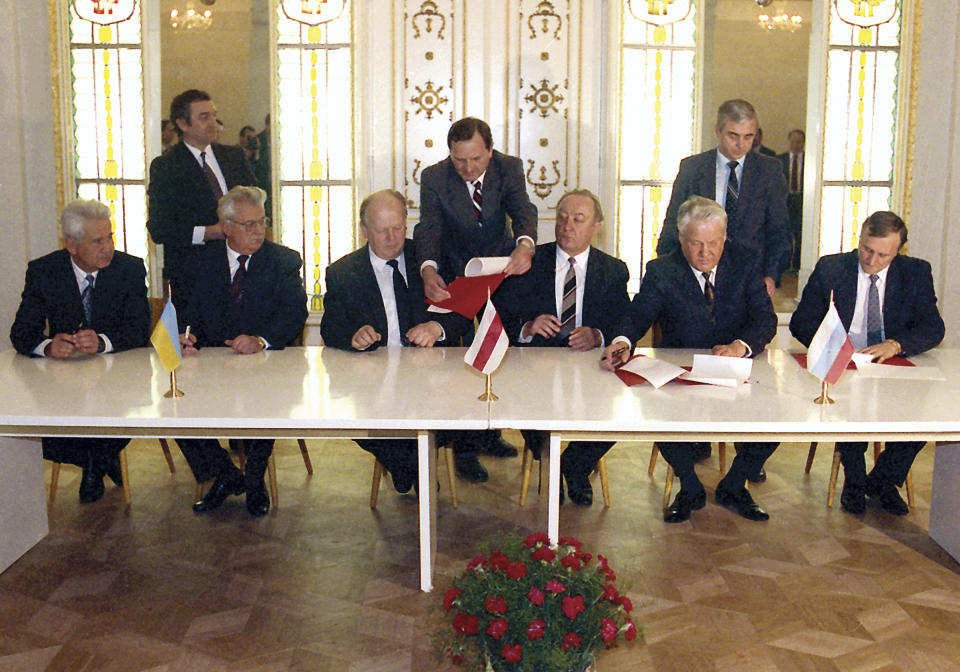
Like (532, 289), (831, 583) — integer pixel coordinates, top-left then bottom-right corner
(360, 190), (408, 260)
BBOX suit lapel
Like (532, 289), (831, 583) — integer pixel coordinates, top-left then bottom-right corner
(55, 252), (85, 328)
(582, 246), (602, 326)
(835, 252), (860, 328)
(445, 161), (477, 232)
(696, 150), (718, 200)
(358, 245), (389, 334)
(883, 255), (903, 329)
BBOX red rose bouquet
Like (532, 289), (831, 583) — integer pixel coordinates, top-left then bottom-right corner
(435, 533), (639, 671)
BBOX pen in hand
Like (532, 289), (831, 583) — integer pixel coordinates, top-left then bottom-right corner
(601, 344), (630, 368)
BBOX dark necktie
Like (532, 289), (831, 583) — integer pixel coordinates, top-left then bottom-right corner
(558, 257), (577, 337)
(790, 153), (800, 193)
(472, 180), (482, 222)
(867, 274), (883, 345)
(81, 274), (95, 325)
(387, 258), (412, 343)
(702, 271), (714, 306)
(231, 254), (248, 307)
(201, 151), (223, 200)
(725, 160), (739, 231)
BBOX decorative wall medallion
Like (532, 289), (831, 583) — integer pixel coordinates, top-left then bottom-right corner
(412, 0), (446, 39)
(526, 159), (562, 199)
(411, 80), (448, 119)
(524, 78), (566, 118)
(527, 0), (562, 39)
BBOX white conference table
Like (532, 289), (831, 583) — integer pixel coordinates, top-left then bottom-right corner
(488, 347), (960, 558)
(0, 346), (489, 591)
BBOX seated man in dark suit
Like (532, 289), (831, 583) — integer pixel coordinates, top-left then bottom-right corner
(10, 198), (150, 502)
(601, 196), (778, 523)
(790, 211), (944, 515)
(321, 190), (469, 493)
(496, 189), (630, 505)
(177, 186), (308, 517)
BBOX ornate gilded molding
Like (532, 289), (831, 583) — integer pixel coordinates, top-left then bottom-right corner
(902, 0), (922, 225)
(526, 159), (562, 199)
(411, 0), (445, 39)
(48, 0), (71, 217)
(524, 78), (566, 118)
(527, 1), (562, 39)
(410, 80), (449, 119)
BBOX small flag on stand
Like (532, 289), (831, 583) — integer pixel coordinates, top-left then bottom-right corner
(806, 298), (854, 384)
(464, 297), (508, 375)
(150, 297), (182, 372)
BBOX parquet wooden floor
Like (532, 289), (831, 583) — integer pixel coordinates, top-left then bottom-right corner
(1, 435), (958, 671)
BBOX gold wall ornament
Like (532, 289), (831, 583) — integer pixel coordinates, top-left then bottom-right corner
(412, 0), (446, 39)
(527, 1), (562, 40)
(410, 81), (449, 119)
(525, 159), (562, 200)
(627, 0), (691, 25)
(834, 0), (897, 27)
(281, 0), (346, 26)
(72, 0), (136, 25)
(524, 78), (566, 118)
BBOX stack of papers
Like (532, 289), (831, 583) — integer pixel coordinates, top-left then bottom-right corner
(616, 354), (752, 389)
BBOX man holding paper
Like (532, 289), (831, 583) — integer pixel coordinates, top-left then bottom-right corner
(176, 186), (307, 517)
(416, 116), (539, 464)
(321, 190), (470, 492)
(497, 189), (630, 505)
(601, 196), (778, 523)
(10, 198), (150, 502)
(790, 211), (944, 515)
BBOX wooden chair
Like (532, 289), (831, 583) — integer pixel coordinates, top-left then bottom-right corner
(518, 440), (610, 507)
(650, 442), (728, 509)
(369, 444), (459, 508)
(805, 441), (916, 508)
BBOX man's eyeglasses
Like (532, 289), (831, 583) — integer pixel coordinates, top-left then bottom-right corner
(229, 217), (270, 231)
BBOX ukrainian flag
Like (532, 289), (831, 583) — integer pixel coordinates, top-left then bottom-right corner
(150, 298), (182, 372)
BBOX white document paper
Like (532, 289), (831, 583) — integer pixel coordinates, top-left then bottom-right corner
(850, 352), (875, 369)
(464, 256), (511, 277)
(679, 354), (752, 388)
(855, 363), (945, 380)
(621, 356), (687, 389)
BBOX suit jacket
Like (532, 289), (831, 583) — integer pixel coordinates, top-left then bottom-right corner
(147, 141), (257, 283)
(496, 242), (630, 347)
(179, 240), (307, 349)
(10, 249), (150, 355)
(789, 251), (944, 357)
(778, 151), (804, 194)
(618, 242), (777, 355)
(656, 149), (791, 282)
(415, 150), (538, 280)
(320, 240), (469, 351)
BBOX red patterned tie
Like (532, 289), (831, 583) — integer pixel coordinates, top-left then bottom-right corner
(231, 254), (248, 306)
(472, 180), (482, 221)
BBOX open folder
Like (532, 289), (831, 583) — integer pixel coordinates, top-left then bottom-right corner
(615, 353), (752, 389)
(426, 256), (509, 319)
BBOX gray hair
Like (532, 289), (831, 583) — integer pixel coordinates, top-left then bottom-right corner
(217, 185), (267, 221)
(716, 99), (758, 130)
(677, 195), (727, 237)
(60, 199), (111, 241)
(556, 189), (604, 223)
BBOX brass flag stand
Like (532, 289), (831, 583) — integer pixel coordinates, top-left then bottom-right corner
(813, 381), (834, 405)
(479, 374), (498, 402)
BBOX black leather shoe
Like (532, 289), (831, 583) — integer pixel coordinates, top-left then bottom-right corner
(484, 435), (519, 458)
(748, 467), (766, 484)
(866, 479), (909, 515)
(840, 484), (866, 514)
(663, 489), (706, 523)
(78, 456), (105, 503)
(392, 467), (415, 494)
(100, 454), (123, 487)
(245, 483), (270, 517)
(564, 473), (593, 507)
(715, 487), (769, 521)
(454, 455), (489, 482)
(193, 468), (244, 513)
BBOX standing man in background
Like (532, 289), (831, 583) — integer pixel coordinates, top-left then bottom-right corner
(778, 129), (805, 270)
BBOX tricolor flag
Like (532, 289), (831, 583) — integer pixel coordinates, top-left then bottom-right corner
(464, 297), (508, 375)
(807, 299), (854, 384)
(150, 297), (182, 372)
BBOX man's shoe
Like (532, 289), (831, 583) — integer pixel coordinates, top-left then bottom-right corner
(78, 457), (105, 503)
(245, 484), (270, 517)
(715, 486), (769, 521)
(484, 435), (519, 458)
(748, 467), (766, 484)
(193, 468), (244, 513)
(840, 484), (866, 514)
(866, 480), (909, 515)
(454, 455), (489, 483)
(663, 489), (706, 523)
(564, 473), (593, 507)
(692, 443), (712, 462)
(392, 467), (415, 494)
(100, 454), (123, 487)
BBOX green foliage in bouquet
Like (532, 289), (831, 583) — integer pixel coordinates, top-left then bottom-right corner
(435, 532), (639, 671)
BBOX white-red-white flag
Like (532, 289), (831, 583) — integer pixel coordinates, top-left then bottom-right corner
(464, 297), (509, 375)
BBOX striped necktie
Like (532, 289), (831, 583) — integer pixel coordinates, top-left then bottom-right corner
(725, 160), (739, 231)
(81, 274), (95, 325)
(472, 180), (482, 222)
(558, 257), (576, 337)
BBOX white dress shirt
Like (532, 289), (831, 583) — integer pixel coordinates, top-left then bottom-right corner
(714, 149), (745, 209)
(518, 246), (592, 344)
(184, 142), (228, 245)
(370, 248), (409, 347)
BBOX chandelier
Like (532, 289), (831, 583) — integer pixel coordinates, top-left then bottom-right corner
(756, 1), (804, 32)
(169, 1), (214, 30)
